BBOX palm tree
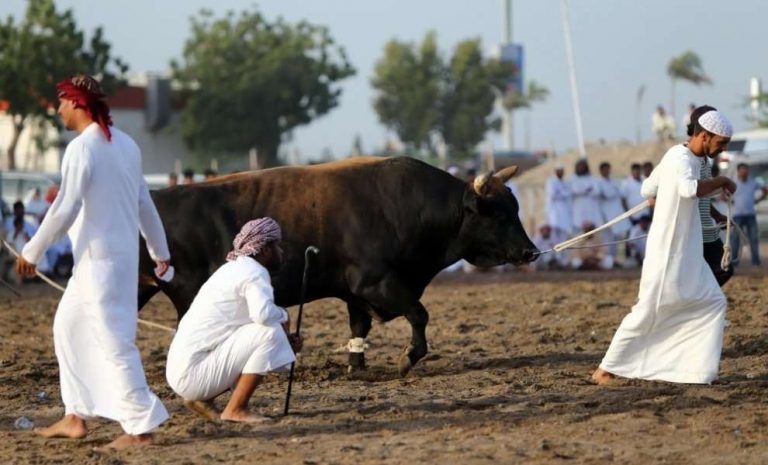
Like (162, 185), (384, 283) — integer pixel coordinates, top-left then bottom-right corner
(667, 51), (711, 117)
(501, 80), (550, 111)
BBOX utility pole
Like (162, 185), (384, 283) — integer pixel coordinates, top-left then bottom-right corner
(560, 0), (587, 157)
(501, 0), (514, 151)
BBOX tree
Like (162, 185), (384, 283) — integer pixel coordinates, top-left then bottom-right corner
(372, 32), (549, 159)
(371, 32), (442, 153)
(0, 0), (127, 169)
(746, 92), (768, 128)
(172, 8), (355, 168)
(667, 51), (711, 117)
(498, 81), (550, 111)
(439, 39), (500, 157)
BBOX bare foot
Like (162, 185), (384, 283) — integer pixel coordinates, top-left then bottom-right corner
(97, 433), (155, 451)
(34, 414), (87, 439)
(591, 368), (617, 385)
(184, 399), (220, 422)
(220, 409), (273, 424)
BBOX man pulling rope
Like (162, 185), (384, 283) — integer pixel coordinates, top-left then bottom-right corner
(14, 75), (173, 449)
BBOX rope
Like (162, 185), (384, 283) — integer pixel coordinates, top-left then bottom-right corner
(535, 234), (647, 256)
(545, 189), (737, 271)
(720, 192), (733, 272)
(552, 200), (649, 252)
(2, 239), (175, 334)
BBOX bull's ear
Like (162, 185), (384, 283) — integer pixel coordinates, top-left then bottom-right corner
(472, 172), (494, 197)
(494, 165), (519, 184)
(463, 189), (479, 213)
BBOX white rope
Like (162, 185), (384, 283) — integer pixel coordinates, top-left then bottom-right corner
(535, 234), (647, 256)
(552, 200), (650, 252)
(720, 192), (733, 272)
(2, 239), (176, 334)
(547, 189), (737, 271)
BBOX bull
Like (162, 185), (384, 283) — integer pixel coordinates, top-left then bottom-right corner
(138, 157), (537, 375)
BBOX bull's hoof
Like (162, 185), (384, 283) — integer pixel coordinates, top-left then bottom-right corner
(347, 352), (366, 373)
(397, 347), (413, 377)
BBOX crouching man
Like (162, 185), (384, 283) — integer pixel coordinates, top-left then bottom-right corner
(166, 217), (302, 423)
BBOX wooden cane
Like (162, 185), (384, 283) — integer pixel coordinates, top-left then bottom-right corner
(283, 245), (319, 416)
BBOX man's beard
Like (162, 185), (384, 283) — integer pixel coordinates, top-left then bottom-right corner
(266, 258), (284, 275)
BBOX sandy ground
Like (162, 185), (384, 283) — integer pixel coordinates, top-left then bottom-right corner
(0, 266), (766, 465)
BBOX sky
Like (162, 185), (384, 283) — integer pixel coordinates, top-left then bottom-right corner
(2, 0), (767, 161)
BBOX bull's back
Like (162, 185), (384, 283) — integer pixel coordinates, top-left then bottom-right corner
(147, 157), (464, 308)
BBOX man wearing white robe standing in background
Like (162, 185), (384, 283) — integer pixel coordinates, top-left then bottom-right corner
(545, 165), (572, 244)
(16, 75), (172, 449)
(166, 218), (302, 423)
(596, 162), (630, 265)
(592, 110), (736, 385)
(568, 159), (603, 235)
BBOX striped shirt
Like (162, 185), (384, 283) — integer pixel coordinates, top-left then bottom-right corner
(698, 157), (719, 243)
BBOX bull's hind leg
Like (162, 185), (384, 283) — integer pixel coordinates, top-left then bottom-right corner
(138, 281), (160, 311)
(346, 302), (373, 372)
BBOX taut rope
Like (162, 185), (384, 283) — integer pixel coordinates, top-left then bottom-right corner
(2, 240), (175, 333)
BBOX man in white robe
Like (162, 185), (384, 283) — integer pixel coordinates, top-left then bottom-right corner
(620, 164), (649, 223)
(545, 165), (572, 243)
(568, 159), (603, 235)
(16, 75), (171, 449)
(166, 218), (301, 423)
(592, 110), (736, 385)
(596, 162), (630, 262)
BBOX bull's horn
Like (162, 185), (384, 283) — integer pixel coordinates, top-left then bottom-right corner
(494, 165), (519, 183)
(473, 172), (494, 196)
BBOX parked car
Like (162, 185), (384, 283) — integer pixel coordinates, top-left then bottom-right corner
(0, 171), (60, 210)
(718, 128), (768, 238)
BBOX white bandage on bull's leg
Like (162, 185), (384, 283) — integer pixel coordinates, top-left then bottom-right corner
(347, 337), (366, 354)
(347, 337), (367, 353)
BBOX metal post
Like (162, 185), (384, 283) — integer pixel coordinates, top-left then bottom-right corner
(560, 0), (587, 157)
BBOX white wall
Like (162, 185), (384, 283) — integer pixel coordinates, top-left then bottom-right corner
(0, 114), (62, 172)
(111, 109), (196, 174)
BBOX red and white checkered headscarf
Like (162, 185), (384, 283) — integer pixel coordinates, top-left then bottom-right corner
(56, 75), (113, 141)
(226, 217), (282, 261)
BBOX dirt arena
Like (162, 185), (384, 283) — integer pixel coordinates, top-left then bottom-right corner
(1, 269), (766, 465)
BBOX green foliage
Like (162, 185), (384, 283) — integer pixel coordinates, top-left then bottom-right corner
(499, 80), (550, 111)
(0, 0), (127, 169)
(440, 39), (499, 156)
(172, 8), (355, 168)
(667, 50), (710, 115)
(667, 51), (711, 85)
(371, 32), (442, 152)
(371, 32), (548, 158)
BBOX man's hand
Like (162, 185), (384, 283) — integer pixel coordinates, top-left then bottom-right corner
(288, 333), (304, 354)
(720, 177), (737, 194)
(648, 197), (656, 207)
(15, 255), (36, 279)
(154, 259), (170, 278)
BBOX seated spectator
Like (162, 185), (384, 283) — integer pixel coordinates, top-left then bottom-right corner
(24, 188), (49, 225)
(626, 215), (651, 267)
(45, 184), (60, 204)
(183, 168), (195, 185)
(532, 224), (567, 270)
(204, 168), (218, 180)
(570, 222), (613, 270)
(168, 172), (179, 187)
(3, 216), (47, 282)
(3, 201), (37, 240)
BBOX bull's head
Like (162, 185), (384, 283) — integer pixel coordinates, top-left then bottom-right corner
(459, 166), (538, 267)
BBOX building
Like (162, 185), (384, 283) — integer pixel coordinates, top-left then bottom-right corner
(0, 73), (197, 175)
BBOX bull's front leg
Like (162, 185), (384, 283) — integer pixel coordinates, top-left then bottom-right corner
(346, 302), (372, 372)
(397, 301), (429, 376)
